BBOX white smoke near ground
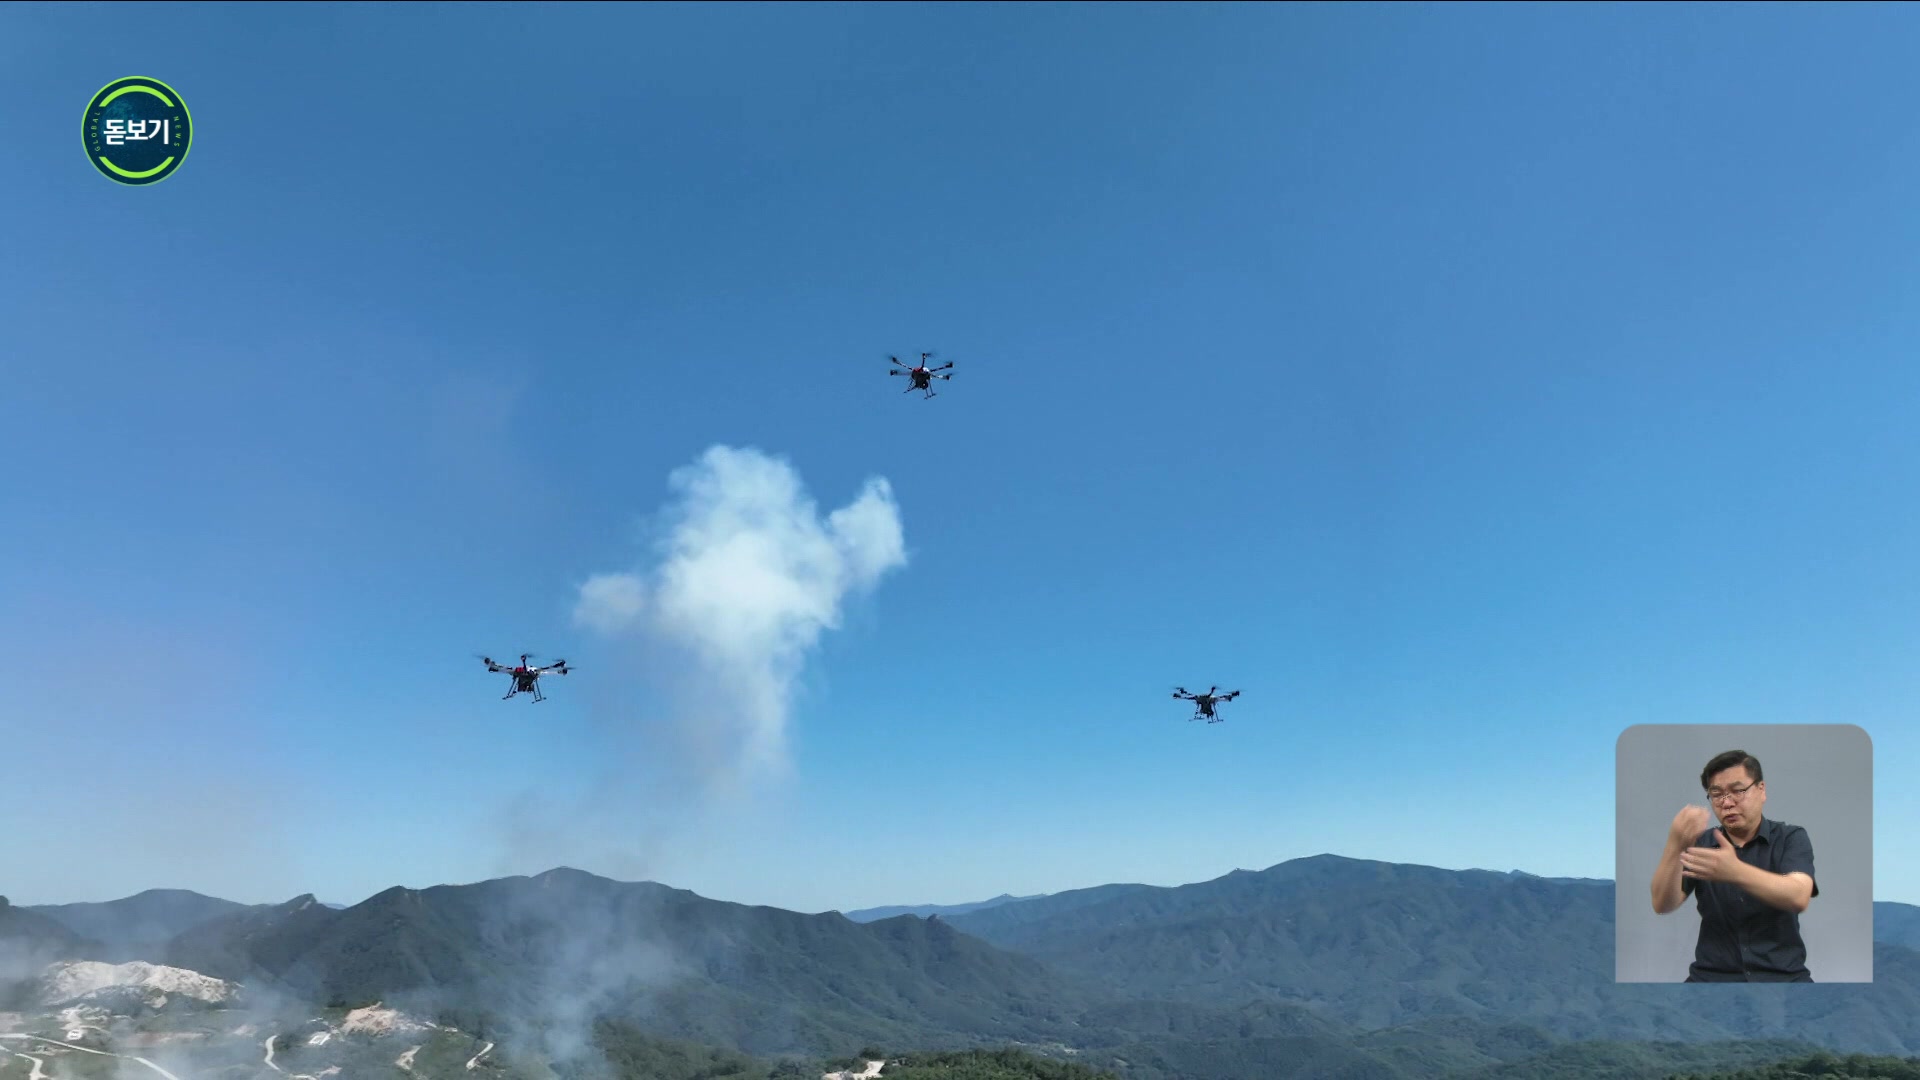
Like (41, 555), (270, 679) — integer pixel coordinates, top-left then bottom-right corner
(480, 871), (686, 1070)
(572, 444), (908, 791)
(431, 446), (911, 1074)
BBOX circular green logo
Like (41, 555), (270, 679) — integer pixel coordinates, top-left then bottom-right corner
(83, 76), (192, 185)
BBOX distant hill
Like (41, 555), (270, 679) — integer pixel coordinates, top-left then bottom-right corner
(944, 854), (1920, 1054)
(0, 895), (93, 944)
(25, 888), (262, 960)
(160, 892), (343, 987)
(844, 894), (1049, 923)
(0, 895), (109, 1009)
(1879, 902), (1920, 952)
(1500, 869), (1611, 885)
(142, 868), (1104, 1058)
(925, 882), (1161, 938)
(0, 896), (107, 962)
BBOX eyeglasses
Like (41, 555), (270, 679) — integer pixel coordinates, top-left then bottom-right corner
(1706, 782), (1757, 804)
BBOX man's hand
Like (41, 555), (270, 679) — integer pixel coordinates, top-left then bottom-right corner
(1680, 829), (1745, 883)
(1653, 805), (1711, 914)
(1669, 805), (1711, 848)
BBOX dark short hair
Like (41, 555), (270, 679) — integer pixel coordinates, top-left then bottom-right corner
(1702, 750), (1762, 789)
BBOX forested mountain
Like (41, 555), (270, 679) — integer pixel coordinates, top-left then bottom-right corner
(1876, 902), (1920, 953)
(0, 894), (108, 1005)
(134, 869), (1100, 1057)
(24, 888), (260, 959)
(13, 862), (1920, 1078)
(943, 855), (1920, 1052)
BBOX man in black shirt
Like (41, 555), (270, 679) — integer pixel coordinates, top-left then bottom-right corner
(1650, 750), (1819, 981)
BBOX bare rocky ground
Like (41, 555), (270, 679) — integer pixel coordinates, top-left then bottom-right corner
(0, 962), (512, 1080)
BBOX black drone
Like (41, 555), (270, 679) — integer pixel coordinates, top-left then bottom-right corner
(889, 352), (952, 398)
(479, 653), (572, 702)
(1173, 686), (1240, 723)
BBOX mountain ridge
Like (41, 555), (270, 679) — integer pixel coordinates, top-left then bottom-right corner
(135, 865), (1107, 1058)
(15, 858), (1920, 1072)
(19, 855), (1918, 916)
(843, 893), (1050, 924)
(941, 855), (1920, 1054)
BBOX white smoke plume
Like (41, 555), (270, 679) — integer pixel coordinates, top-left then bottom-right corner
(573, 445), (907, 789)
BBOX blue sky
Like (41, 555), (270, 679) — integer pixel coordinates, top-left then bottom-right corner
(5, 2), (1920, 912)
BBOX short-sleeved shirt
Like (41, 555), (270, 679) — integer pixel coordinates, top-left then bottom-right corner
(1680, 816), (1818, 981)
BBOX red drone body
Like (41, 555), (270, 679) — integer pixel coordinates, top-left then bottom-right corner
(479, 652), (572, 702)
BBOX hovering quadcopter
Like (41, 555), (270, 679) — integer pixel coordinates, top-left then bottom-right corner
(479, 654), (571, 702)
(1173, 686), (1240, 723)
(889, 352), (952, 398)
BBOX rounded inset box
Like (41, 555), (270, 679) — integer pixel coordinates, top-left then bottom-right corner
(1615, 724), (1872, 983)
